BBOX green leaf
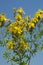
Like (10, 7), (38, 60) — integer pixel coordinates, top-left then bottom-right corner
(41, 44), (43, 50)
(20, 62), (27, 65)
(38, 30), (43, 38)
(3, 52), (10, 59)
(11, 56), (15, 61)
(0, 40), (3, 45)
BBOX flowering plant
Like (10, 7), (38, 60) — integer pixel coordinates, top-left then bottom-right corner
(0, 8), (43, 65)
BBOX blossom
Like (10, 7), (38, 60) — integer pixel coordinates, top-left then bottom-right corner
(7, 40), (14, 49)
(9, 23), (22, 35)
(14, 26), (22, 34)
(35, 9), (43, 18)
(0, 14), (7, 22)
(28, 22), (35, 28)
(0, 14), (10, 26)
(19, 40), (30, 50)
(31, 17), (38, 23)
(15, 14), (22, 20)
(17, 7), (25, 14)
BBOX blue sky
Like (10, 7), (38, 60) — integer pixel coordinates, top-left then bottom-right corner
(0, 0), (43, 65)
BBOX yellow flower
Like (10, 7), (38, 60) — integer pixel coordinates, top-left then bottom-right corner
(14, 26), (22, 34)
(0, 14), (7, 22)
(15, 14), (22, 20)
(38, 9), (43, 13)
(28, 22), (35, 28)
(17, 19), (24, 25)
(9, 25), (22, 34)
(20, 40), (30, 50)
(0, 14), (9, 26)
(7, 40), (14, 49)
(19, 19), (24, 23)
(10, 23), (13, 27)
(35, 9), (43, 18)
(35, 13), (41, 18)
(23, 42), (30, 50)
(9, 27), (13, 32)
(32, 17), (38, 23)
(17, 7), (25, 14)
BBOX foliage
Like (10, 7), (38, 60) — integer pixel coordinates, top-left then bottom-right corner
(0, 8), (43, 65)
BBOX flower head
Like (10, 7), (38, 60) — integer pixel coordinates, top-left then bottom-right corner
(28, 22), (35, 29)
(7, 40), (14, 49)
(17, 7), (25, 14)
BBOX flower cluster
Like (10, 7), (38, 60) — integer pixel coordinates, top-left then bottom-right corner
(35, 9), (43, 18)
(19, 40), (30, 50)
(0, 14), (7, 26)
(0, 14), (10, 26)
(6, 8), (43, 50)
(0, 8), (43, 53)
(7, 40), (15, 49)
(28, 9), (43, 29)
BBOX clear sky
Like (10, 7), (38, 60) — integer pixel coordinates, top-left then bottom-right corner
(0, 0), (43, 65)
